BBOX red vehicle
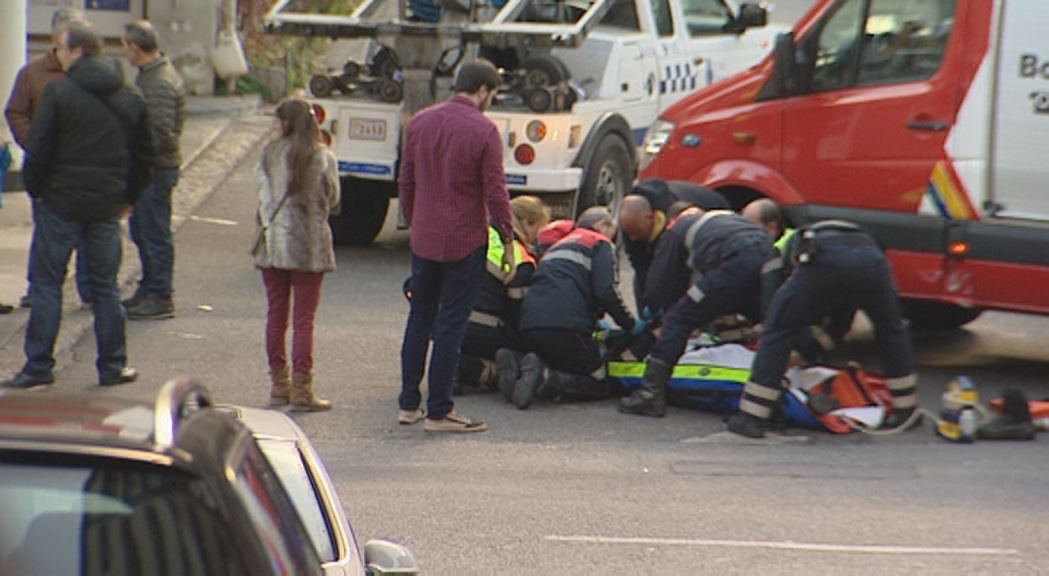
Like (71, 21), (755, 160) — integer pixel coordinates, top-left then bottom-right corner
(640, 0), (1049, 329)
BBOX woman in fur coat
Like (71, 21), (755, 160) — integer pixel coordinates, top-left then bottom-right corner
(253, 98), (339, 410)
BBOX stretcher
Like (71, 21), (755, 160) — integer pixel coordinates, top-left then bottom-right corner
(608, 342), (892, 433)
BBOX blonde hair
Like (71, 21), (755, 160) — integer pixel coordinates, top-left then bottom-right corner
(510, 195), (551, 240)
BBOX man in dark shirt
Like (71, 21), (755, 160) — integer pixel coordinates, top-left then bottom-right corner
(398, 59), (514, 433)
(1, 23), (153, 389)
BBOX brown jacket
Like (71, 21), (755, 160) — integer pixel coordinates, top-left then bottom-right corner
(253, 139), (340, 273)
(4, 49), (65, 148)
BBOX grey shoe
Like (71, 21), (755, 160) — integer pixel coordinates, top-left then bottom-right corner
(495, 348), (523, 402)
(424, 410), (488, 433)
(513, 353), (546, 410)
(127, 298), (175, 320)
(398, 407), (426, 425)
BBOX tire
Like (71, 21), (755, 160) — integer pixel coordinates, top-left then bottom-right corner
(309, 75), (333, 98)
(329, 177), (392, 246)
(578, 136), (634, 216)
(522, 54), (570, 88)
(901, 300), (984, 331)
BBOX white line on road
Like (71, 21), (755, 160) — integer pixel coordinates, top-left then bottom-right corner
(545, 535), (1019, 556)
(188, 215), (239, 226)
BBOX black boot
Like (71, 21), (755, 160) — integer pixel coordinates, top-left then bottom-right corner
(978, 389), (1036, 440)
(727, 412), (771, 439)
(456, 354), (484, 393)
(495, 349), (523, 402)
(617, 359), (670, 417)
(547, 370), (608, 400)
(513, 353), (546, 410)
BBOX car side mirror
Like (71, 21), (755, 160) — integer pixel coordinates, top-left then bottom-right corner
(758, 32), (797, 100)
(364, 539), (420, 575)
(737, 3), (768, 29)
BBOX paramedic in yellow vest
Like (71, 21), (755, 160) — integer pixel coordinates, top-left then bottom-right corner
(730, 201), (920, 438)
(457, 196), (547, 391)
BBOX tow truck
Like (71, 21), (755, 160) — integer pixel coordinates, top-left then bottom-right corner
(265, 0), (785, 244)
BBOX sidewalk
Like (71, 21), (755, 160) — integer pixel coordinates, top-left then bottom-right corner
(0, 95), (271, 376)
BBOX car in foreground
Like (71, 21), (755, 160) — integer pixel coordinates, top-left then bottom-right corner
(224, 405), (420, 576)
(0, 379), (323, 575)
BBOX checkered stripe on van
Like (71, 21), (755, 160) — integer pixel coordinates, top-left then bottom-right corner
(659, 62), (698, 94)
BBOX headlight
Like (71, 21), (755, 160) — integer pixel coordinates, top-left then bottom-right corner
(642, 119), (676, 157)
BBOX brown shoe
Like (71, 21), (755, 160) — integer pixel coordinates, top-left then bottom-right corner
(269, 366), (291, 407)
(424, 410), (488, 433)
(290, 372), (332, 412)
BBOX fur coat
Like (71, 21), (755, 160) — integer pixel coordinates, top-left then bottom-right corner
(253, 139), (340, 273)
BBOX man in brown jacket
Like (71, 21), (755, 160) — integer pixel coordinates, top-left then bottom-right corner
(4, 7), (92, 309)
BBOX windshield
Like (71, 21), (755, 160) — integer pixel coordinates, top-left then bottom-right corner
(256, 439), (339, 564)
(0, 458), (248, 576)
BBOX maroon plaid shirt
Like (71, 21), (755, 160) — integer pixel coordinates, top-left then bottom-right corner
(399, 94), (513, 262)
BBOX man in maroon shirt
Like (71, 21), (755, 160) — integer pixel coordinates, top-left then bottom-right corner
(398, 60), (514, 433)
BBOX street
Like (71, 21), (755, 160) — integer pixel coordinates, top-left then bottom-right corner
(51, 131), (1049, 574)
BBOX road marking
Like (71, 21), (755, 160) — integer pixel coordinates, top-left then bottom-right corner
(545, 535), (1019, 556)
(189, 215), (238, 226)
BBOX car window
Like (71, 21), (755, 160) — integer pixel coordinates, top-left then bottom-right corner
(256, 439), (338, 563)
(598, 0), (640, 32)
(232, 445), (323, 575)
(810, 0), (956, 92)
(0, 458), (248, 576)
(680, 0), (731, 36)
(650, 0), (674, 37)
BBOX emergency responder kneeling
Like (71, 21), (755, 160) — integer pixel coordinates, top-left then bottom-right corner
(728, 204), (921, 438)
(619, 208), (770, 417)
(497, 207), (644, 409)
(457, 196), (548, 391)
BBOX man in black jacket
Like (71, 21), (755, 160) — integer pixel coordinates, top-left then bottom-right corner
(1, 23), (153, 389)
(510, 207), (641, 409)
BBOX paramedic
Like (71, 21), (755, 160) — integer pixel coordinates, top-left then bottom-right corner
(506, 207), (641, 409)
(618, 209), (770, 417)
(727, 219), (920, 438)
(618, 180), (729, 310)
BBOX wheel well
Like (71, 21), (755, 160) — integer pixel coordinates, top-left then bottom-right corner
(714, 186), (763, 213)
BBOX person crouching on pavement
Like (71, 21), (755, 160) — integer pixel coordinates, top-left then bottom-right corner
(727, 211), (920, 438)
(505, 206), (644, 409)
(254, 99), (339, 411)
(457, 195), (548, 393)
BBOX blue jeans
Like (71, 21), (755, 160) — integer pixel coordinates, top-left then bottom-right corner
(129, 168), (179, 300)
(400, 246), (485, 420)
(24, 202), (127, 382)
(28, 200), (92, 302)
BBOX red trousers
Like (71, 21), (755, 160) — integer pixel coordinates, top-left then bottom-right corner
(261, 268), (324, 374)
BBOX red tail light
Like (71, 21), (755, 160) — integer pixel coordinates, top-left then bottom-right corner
(311, 104), (326, 125)
(514, 144), (536, 165)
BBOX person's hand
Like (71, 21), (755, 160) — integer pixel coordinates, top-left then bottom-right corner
(121, 205), (133, 219)
(501, 246), (516, 285)
(641, 306), (663, 322)
(630, 318), (648, 337)
(595, 319), (612, 332)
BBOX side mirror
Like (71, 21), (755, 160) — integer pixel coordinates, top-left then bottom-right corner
(737, 3), (768, 30)
(364, 539), (420, 575)
(758, 32), (797, 101)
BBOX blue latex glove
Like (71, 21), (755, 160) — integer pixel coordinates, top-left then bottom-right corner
(595, 319), (612, 332)
(630, 318), (647, 337)
(641, 306), (657, 322)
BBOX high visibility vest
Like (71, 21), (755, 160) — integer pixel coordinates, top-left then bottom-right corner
(486, 226), (535, 281)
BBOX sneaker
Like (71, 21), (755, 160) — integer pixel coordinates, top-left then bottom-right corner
(0, 302), (13, 315)
(726, 412), (772, 439)
(100, 367), (138, 387)
(121, 290), (146, 308)
(127, 298), (175, 320)
(424, 411), (488, 433)
(398, 407), (426, 425)
(1, 371), (55, 390)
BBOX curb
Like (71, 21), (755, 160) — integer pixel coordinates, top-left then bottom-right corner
(0, 112), (274, 378)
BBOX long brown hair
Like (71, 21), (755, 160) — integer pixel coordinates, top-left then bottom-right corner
(275, 98), (320, 195)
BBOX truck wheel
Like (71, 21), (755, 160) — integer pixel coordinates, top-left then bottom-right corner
(309, 75), (333, 98)
(579, 137), (633, 215)
(329, 177), (392, 246)
(522, 54), (570, 88)
(901, 300), (984, 331)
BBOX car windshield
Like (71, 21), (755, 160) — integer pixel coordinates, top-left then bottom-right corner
(256, 439), (338, 563)
(0, 457), (248, 576)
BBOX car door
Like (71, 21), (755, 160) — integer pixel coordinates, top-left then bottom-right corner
(780, 0), (961, 214)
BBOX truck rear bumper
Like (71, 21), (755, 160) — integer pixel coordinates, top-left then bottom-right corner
(505, 167), (584, 193)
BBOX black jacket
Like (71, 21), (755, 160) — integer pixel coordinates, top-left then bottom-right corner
(25, 56), (153, 222)
(625, 180), (729, 306)
(642, 211), (694, 313)
(520, 227), (635, 334)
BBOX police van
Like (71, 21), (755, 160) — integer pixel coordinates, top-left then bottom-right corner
(641, 0), (1049, 328)
(264, 0), (785, 244)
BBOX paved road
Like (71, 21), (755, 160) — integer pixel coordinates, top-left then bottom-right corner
(49, 135), (1049, 574)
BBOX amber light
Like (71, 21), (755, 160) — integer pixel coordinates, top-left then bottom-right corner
(732, 132), (756, 145)
(514, 144), (536, 165)
(311, 104), (326, 125)
(948, 241), (968, 256)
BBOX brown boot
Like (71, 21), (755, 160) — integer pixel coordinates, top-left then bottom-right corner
(269, 366), (291, 407)
(290, 372), (332, 412)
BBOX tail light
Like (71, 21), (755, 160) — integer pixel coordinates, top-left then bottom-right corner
(514, 144), (536, 165)
(311, 104), (326, 125)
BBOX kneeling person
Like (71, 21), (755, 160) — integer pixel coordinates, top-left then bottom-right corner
(506, 207), (640, 409)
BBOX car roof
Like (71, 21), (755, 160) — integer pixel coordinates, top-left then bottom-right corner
(219, 404), (307, 441)
(0, 389), (157, 448)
